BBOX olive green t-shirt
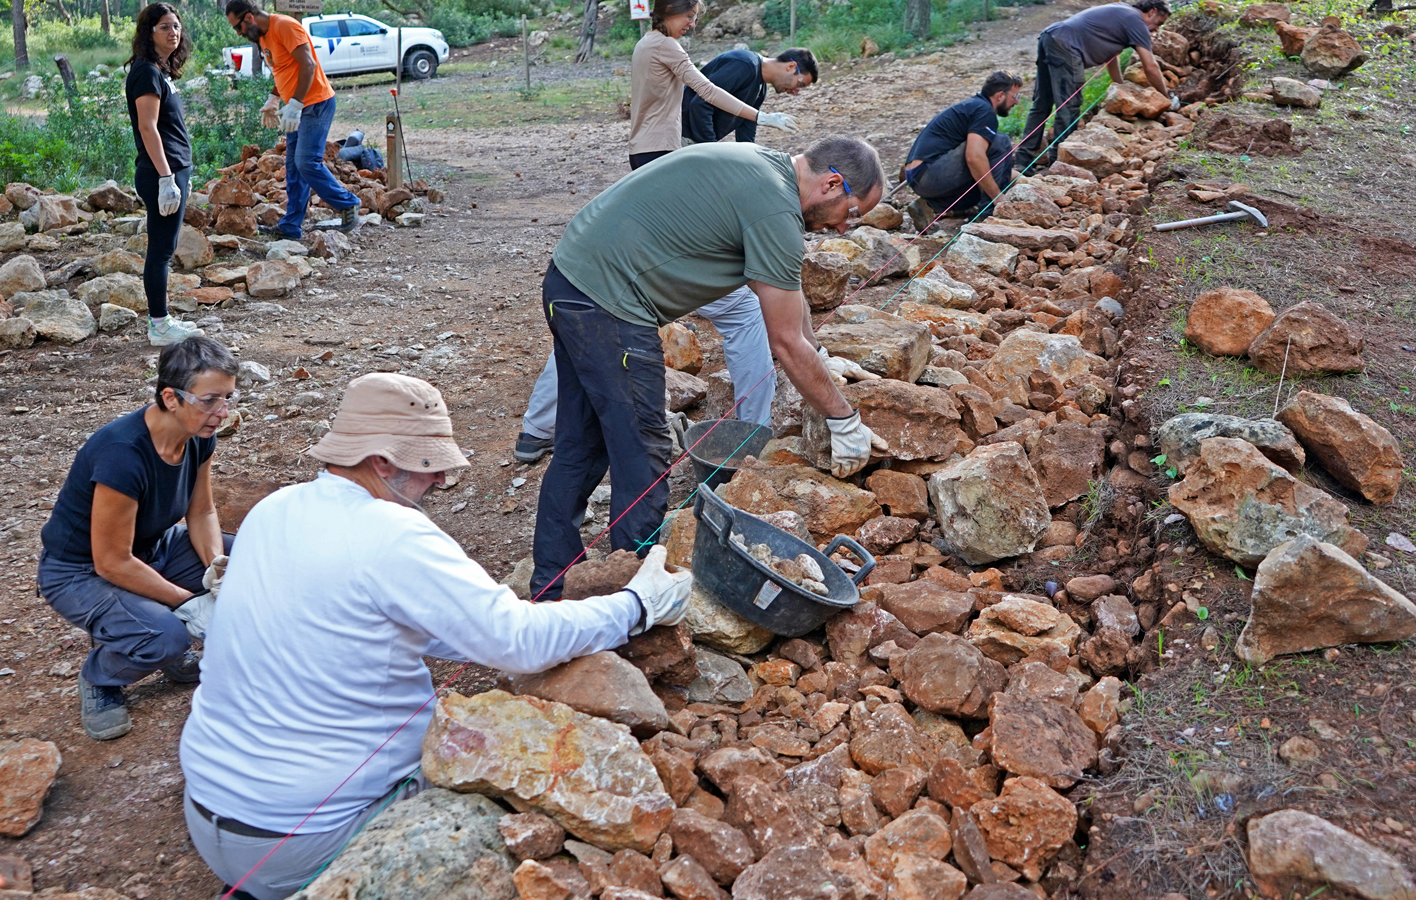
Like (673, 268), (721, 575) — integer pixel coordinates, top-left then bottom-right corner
(551, 143), (805, 328)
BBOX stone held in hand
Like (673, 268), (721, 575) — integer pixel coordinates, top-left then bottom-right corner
(422, 690), (675, 853)
(816, 313), (932, 384)
(1247, 301), (1364, 376)
(660, 322), (703, 374)
(1103, 82), (1173, 119)
(0, 738), (61, 837)
(1247, 809), (1415, 900)
(1236, 535), (1416, 663)
(1185, 287), (1275, 356)
(1276, 390), (1404, 504)
(1167, 437), (1366, 567)
(800, 379), (962, 467)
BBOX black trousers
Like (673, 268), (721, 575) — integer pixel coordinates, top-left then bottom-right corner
(909, 132), (1015, 213)
(133, 163), (192, 320)
(530, 263), (670, 600)
(1017, 32), (1087, 170)
(628, 150), (672, 171)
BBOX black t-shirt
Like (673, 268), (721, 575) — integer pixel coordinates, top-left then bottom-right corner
(126, 58), (193, 172)
(905, 95), (1000, 168)
(682, 49), (766, 145)
(41, 407), (216, 566)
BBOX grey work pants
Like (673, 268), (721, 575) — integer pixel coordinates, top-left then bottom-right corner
(184, 776), (426, 900)
(520, 285), (774, 438)
(1017, 31), (1087, 170)
(908, 132), (1015, 214)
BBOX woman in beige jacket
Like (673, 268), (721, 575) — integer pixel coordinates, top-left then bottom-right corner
(628, 0), (799, 169)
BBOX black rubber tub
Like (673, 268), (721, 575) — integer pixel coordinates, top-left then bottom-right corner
(690, 487), (874, 637)
(670, 414), (773, 492)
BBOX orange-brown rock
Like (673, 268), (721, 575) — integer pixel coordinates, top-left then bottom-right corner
(1247, 302), (1364, 376)
(1184, 287), (1275, 357)
(988, 695), (1098, 788)
(863, 809), (952, 878)
(666, 809), (754, 886)
(898, 633), (1006, 718)
(1167, 437), (1366, 567)
(1239, 2), (1290, 26)
(970, 777), (1078, 881)
(1276, 390), (1403, 504)
(802, 379), (962, 466)
(1276, 21), (1318, 55)
(927, 757), (1000, 808)
(802, 251), (854, 312)
(0, 739), (60, 837)
(720, 462), (881, 542)
(1300, 23), (1367, 77)
(660, 322), (703, 374)
(865, 469), (931, 521)
(209, 177), (258, 207)
(1236, 535), (1416, 664)
(875, 581), (973, 636)
(849, 702), (941, 775)
(1103, 82), (1172, 119)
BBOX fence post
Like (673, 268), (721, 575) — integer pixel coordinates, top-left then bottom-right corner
(53, 54), (78, 112)
(522, 15), (531, 91)
(790, 0), (795, 44)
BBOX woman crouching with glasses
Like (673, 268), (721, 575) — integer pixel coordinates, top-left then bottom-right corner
(39, 336), (238, 741)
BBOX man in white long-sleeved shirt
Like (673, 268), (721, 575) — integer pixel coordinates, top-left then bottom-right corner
(179, 373), (690, 900)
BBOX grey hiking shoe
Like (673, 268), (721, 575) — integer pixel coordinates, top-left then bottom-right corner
(148, 315), (204, 347)
(905, 197), (939, 232)
(514, 432), (554, 464)
(335, 205), (361, 233)
(79, 674), (132, 741)
(162, 649), (202, 684)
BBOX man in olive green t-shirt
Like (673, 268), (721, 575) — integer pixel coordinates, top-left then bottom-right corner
(531, 137), (888, 600)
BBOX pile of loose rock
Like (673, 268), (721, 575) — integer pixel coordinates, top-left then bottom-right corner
(0, 134), (443, 350)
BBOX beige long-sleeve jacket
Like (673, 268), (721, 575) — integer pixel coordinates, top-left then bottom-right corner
(629, 29), (753, 155)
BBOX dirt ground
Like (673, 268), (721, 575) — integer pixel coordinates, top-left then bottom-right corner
(1, 0), (1413, 897)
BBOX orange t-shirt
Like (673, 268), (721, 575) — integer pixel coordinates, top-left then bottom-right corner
(261, 14), (334, 106)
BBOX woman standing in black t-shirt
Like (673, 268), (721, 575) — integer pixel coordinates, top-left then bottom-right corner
(126, 3), (205, 347)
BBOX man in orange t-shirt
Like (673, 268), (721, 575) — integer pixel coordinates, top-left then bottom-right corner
(226, 0), (361, 239)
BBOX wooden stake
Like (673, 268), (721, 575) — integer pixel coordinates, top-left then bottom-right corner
(386, 113), (403, 191)
(522, 15), (531, 91)
(790, 0), (796, 44)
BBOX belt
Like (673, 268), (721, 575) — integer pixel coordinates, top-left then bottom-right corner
(191, 798), (287, 839)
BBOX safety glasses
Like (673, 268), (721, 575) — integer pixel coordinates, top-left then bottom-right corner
(173, 388), (240, 413)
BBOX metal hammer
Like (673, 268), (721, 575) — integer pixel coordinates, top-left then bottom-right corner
(1155, 200), (1268, 232)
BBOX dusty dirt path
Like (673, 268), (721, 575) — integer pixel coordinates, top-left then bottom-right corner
(0, 2), (1107, 895)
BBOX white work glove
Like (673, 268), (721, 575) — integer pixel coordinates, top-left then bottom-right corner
(757, 111), (799, 134)
(278, 98), (304, 133)
(818, 345), (881, 386)
(202, 554), (229, 599)
(173, 592), (216, 640)
(156, 175), (182, 217)
(825, 410), (888, 478)
(1169, 93), (1182, 111)
(260, 94), (280, 129)
(623, 545), (691, 636)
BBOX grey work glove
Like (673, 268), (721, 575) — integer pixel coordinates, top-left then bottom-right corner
(1169, 93), (1182, 111)
(278, 98), (304, 133)
(825, 410), (888, 479)
(202, 554), (229, 599)
(757, 111), (799, 134)
(260, 94), (280, 129)
(173, 591), (215, 640)
(156, 175), (182, 217)
(624, 546), (691, 636)
(818, 345), (881, 387)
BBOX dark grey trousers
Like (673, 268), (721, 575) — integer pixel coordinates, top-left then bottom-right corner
(909, 131), (1015, 213)
(38, 524), (234, 687)
(1017, 31), (1087, 169)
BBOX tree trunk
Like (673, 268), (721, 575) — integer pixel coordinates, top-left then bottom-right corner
(574, 0), (598, 64)
(904, 0), (929, 39)
(100, 0), (110, 35)
(12, 0), (27, 69)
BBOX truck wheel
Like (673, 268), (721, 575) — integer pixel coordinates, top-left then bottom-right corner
(403, 48), (437, 80)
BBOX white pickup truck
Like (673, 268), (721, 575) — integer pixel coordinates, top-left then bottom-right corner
(223, 13), (450, 80)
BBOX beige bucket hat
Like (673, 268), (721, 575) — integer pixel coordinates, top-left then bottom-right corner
(309, 373), (469, 471)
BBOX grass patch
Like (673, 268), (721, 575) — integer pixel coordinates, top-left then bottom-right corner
(333, 69), (630, 129)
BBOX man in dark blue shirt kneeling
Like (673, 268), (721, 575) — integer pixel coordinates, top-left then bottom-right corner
(681, 47), (818, 146)
(899, 70), (1023, 231)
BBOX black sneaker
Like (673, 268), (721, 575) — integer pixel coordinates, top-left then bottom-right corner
(335, 205), (361, 233)
(905, 197), (939, 232)
(513, 432), (554, 464)
(162, 649), (202, 684)
(78, 674), (132, 741)
(258, 223), (300, 240)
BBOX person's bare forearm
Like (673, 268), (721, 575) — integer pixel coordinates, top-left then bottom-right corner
(294, 59), (315, 103)
(1107, 58), (1123, 83)
(966, 149), (1001, 198)
(1144, 60), (1168, 95)
(186, 507), (223, 567)
(97, 556), (192, 607)
(800, 296), (819, 351)
(138, 122), (171, 177)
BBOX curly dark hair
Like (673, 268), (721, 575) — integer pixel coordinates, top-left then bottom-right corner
(128, 3), (193, 78)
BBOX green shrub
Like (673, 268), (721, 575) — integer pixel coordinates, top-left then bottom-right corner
(762, 0), (988, 60)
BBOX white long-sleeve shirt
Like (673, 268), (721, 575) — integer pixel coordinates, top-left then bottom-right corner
(179, 471), (640, 833)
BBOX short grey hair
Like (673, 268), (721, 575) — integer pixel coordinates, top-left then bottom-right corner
(154, 336), (239, 411)
(803, 135), (886, 200)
